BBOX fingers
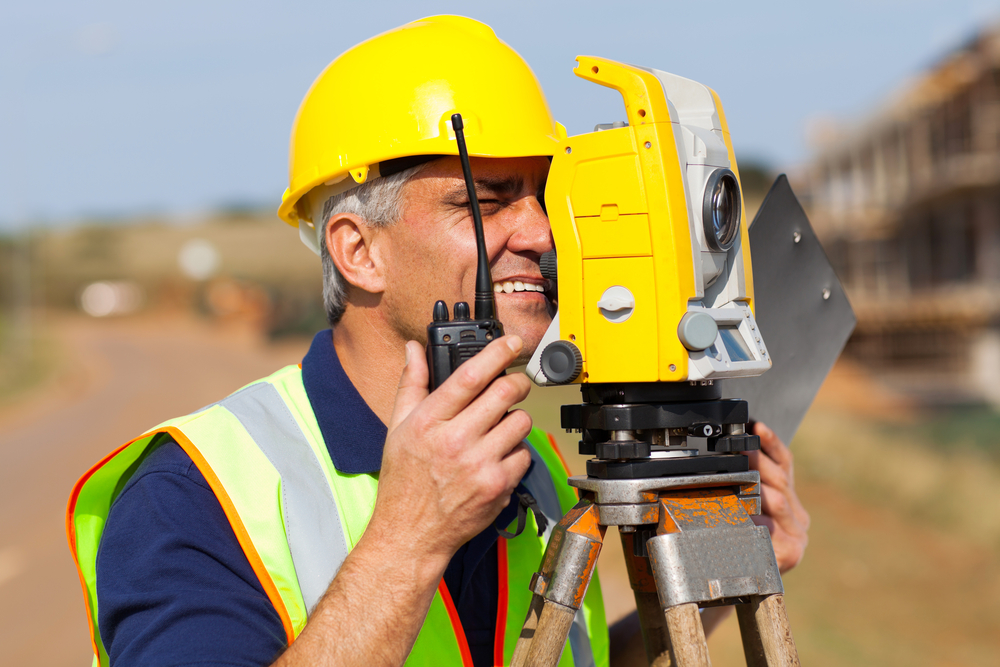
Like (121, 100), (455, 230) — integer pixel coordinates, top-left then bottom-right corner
(749, 422), (810, 531)
(745, 440), (809, 522)
(426, 335), (524, 421)
(750, 447), (790, 494)
(388, 341), (430, 432)
(750, 514), (775, 533)
(743, 421), (810, 572)
(758, 482), (794, 524)
(487, 409), (534, 458)
(498, 441), (533, 486)
(456, 372), (532, 438)
(753, 422), (792, 469)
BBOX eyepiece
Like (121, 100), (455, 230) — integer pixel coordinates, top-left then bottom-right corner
(702, 168), (742, 252)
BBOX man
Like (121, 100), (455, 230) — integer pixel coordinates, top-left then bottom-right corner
(68, 15), (809, 667)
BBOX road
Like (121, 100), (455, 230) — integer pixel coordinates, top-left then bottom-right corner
(0, 312), (309, 666)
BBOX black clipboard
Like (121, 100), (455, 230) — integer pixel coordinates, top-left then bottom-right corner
(719, 176), (856, 446)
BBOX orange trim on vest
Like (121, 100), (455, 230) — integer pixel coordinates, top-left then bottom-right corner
(494, 538), (509, 666)
(165, 426), (297, 645)
(438, 580), (473, 667)
(546, 432), (579, 501)
(546, 433), (573, 477)
(66, 438), (133, 663)
(67, 426), (297, 649)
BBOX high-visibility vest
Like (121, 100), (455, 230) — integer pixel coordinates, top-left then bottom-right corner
(67, 364), (609, 667)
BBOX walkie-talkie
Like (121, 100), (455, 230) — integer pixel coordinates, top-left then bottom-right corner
(426, 113), (505, 390)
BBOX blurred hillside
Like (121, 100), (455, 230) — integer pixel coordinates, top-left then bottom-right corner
(0, 211), (333, 412)
(35, 212), (324, 330)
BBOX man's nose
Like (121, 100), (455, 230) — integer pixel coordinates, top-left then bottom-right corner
(504, 195), (553, 256)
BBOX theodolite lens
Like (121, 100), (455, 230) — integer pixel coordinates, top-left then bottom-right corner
(703, 168), (741, 252)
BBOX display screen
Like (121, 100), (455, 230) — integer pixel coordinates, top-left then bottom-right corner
(719, 326), (754, 362)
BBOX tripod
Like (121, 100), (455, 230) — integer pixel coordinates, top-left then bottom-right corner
(511, 383), (800, 667)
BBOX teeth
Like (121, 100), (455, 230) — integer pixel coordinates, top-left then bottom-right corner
(493, 281), (545, 294)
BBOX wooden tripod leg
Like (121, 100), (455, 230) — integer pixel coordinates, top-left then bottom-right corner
(735, 602), (767, 667)
(664, 603), (711, 667)
(736, 595), (799, 666)
(620, 531), (673, 665)
(636, 591), (674, 667)
(510, 593), (546, 667)
(524, 600), (578, 666)
(754, 594), (800, 667)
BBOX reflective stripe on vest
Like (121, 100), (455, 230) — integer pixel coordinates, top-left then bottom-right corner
(218, 382), (348, 614)
(67, 364), (609, 667)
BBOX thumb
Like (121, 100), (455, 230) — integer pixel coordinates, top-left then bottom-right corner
(388, 341), (429, 432)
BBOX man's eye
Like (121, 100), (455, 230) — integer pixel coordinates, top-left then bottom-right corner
(478, 199), (505, 213)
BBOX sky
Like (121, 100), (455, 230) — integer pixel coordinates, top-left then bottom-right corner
(2, 0), (1000, 229)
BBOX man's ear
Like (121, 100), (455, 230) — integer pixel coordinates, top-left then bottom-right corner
(324, 213), (386, 295)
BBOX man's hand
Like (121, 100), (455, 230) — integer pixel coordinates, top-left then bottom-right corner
(695, 422), (811, 644)
(276, 336), (532, 666)
(744, 422), (810, 573)
(374, 335), (534, 558)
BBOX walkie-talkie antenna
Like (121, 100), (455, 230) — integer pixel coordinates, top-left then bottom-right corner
(452, 113), (498, 322)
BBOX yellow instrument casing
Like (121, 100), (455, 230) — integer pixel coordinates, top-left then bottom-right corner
(527, 57), (771, 385)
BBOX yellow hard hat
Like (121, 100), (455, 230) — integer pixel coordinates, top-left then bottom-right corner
(278, 15), (564, 227)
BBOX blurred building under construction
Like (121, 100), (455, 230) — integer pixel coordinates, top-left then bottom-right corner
(801, 25), (1000, 405)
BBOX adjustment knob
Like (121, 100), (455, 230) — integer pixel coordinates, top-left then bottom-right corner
(540, 340), (583, 384)
(453, 302), (470, 321)
(677, 312), (718, 351)
(540, 251), (558, 282)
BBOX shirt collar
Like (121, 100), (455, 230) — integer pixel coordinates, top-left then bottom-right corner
(301, 329), (387, 474)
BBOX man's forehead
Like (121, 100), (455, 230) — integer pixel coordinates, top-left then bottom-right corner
(415, 155), (548, 194)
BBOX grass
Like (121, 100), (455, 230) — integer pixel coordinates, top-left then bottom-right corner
(795, 406), (1000, 550)
(883, 404), (1000, 462)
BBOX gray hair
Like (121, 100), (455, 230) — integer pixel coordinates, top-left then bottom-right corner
(317, 164), (428, 324)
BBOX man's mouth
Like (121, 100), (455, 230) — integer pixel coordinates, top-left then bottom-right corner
(493, 280), (547, 294)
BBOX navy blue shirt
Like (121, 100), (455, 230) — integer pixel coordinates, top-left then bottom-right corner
(97, 330), (517, 666)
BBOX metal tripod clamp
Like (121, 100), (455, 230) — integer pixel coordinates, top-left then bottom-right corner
(646, 507), (783, 608)
(568, 471), (781, 608)
(530, 500), (605, 610)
